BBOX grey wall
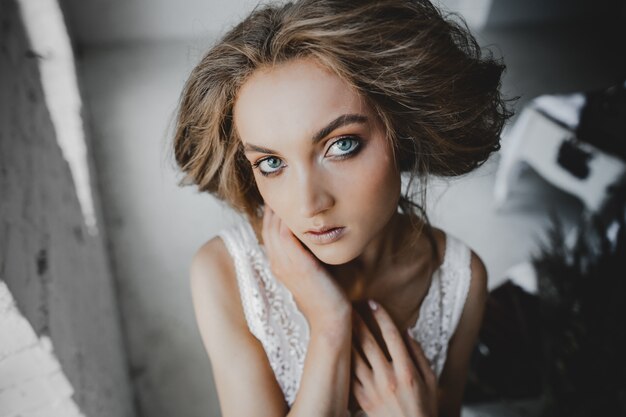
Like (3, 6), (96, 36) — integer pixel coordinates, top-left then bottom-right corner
(60, 0), (262, 45)
(78, 40), (237, 417)
(0, 1), (135, 416)
(485, 0), (623, 27)
(60, 0), (483, 46)
(59, 0), (625, 47)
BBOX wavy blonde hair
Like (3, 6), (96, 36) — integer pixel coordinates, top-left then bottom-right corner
(173, 0), (512, 250)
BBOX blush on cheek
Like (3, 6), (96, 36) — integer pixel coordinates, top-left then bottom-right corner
(258, 194), (302, 238)
(349, 153), (400, 204)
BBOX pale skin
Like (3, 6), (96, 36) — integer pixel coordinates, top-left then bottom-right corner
(190, 57), (488, 417)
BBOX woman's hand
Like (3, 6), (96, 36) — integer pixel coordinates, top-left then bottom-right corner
(351, 300), (438, 417)
(262, 205), (351, 327)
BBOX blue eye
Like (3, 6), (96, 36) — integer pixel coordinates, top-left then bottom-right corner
(327, 136), (360, 157)
(254, 156), (283, 176)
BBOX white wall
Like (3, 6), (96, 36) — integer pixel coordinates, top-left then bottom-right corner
(79, 41), (237, 417)
(0, 1), (135, 415)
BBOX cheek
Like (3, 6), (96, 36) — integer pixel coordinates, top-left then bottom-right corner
(254, 176), (296, 220)
(341, 145), (400, 208)
(255, 178), (278, 208)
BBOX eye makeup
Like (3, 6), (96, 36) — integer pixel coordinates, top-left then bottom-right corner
(252, 156), (284, 176)
(325, 136), (361, 157)
(251, 135), (364, 177)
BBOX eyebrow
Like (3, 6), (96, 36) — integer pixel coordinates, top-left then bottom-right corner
(242, 113), (369, 154)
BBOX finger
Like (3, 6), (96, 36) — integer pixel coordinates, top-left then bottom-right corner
(405, 333), (437, 387)
(271, 214), (322, 273)
(351, 345), (373, 388)
(354, 312), (391, 380)
(263, 207), (282, 270)
(261, 205), (271, 245)
(278, 218), (301, 257)
(262, 205), (278, 248)
(351, 378), (373, 412)
(368, 300), (415, 377)
(267, 207), (281, 252)
(278, 217), (291, 239)
(264, 207), (283, 245)
(269, 206), (280, 235)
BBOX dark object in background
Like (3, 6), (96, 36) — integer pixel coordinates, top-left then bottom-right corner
(533, 173), (626, 417)
(577, 81), (626, 162)
(557, 138), (592, 180)
(554, 81), (625, 184)
(465, 82), (626, 411)
(464, 280), (543, 403)
(465, 173), (626, 415)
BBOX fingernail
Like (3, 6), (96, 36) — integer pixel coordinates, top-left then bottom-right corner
(368, 299), (378, 311)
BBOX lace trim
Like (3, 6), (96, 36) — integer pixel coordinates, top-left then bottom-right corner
(219, 222), (309, 406)
(220, 221), (471, 405)
(407, 234), (472, 379)
(218, 225), (264, 339)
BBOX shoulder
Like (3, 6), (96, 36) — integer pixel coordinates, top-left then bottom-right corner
(467, 247), (488, 309)
(437, 244), (487, 417)
(190, 236), (237, 308)
(432, 226), (447, 260)
(429, 227), (484, 285)
(189, 236), (290, 415)
(441, 229), (488, 302)
(190, 221), (252, 314)
(454, 237), (488, 320)
(189, 236), (248, 354)
(449, 242), (488, 343)
(423, 226), (447, 272)
(190, 235), (234, 289)
(437, 230), (488, 336)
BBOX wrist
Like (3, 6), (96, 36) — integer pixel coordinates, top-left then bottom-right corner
(308, 305), (352, 341)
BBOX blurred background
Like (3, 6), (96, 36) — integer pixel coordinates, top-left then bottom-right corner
(1, 0), (625, 416)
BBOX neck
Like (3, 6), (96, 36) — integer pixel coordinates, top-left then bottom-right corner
(327, 211), (420, 302)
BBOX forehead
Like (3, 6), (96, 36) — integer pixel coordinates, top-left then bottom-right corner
(233, 58), (370, 146)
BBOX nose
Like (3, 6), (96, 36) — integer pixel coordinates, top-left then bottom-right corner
(296, 168), (334, 218)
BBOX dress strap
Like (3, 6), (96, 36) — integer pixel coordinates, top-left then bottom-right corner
(217, 222), (265, 340)
(441, 234), (472, 339)
(217, 220), (309, 406)
(407, 232), (473, 379)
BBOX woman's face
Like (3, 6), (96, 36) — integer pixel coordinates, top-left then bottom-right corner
(233, 58), (401, 265)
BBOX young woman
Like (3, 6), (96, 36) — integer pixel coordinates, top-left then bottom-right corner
(173, 1), (511, 416)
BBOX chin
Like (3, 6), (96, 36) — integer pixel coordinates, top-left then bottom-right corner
(309, 245), (359, 266)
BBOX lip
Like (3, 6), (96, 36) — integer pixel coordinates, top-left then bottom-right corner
(304, 226), (346, 244)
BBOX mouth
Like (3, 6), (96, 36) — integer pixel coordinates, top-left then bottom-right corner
(304, 226), (346, 244)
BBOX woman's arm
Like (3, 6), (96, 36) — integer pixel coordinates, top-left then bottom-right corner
(190, 236), (352, 417)
(437, 251), (488, 417)
(287, 308), (352, 416)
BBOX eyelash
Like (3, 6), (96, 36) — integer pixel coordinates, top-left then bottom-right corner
(251, 136), (363, 177)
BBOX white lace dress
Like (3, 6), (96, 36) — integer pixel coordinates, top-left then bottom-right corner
(218, 220), (472, 416)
